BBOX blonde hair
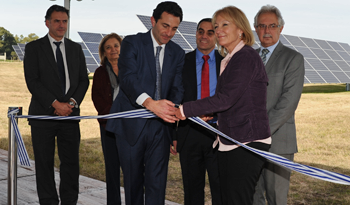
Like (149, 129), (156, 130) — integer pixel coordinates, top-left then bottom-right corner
(212, 6), (254, 56)
(98, 33), (122, 66)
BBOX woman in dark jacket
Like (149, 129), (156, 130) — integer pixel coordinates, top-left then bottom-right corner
(176, 6), (271, 205)
(92, 33), (122, 205)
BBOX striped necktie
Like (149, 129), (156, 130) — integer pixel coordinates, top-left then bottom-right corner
(260, 49), (269, 65)
(155, 46), (162, 100)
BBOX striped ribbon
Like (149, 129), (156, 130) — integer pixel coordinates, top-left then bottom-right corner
(7, 109), (31, 166)
(7, 108), (350, 185)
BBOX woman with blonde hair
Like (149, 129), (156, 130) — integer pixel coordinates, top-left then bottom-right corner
(176, 6), (271, 204)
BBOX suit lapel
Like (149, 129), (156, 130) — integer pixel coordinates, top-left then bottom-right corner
(64, 38), (73, 81)
(41, 35), (58, 75)
(162, 43), (173, 98)
(215, 50), (222, 78)
(41, 35), (61, 87)
(143, 31), (156, 80)
(186, 51), (197, 101)
(265, 42), (284, 73)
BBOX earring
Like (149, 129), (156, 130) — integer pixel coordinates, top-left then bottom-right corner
(239, 34), (241, 38)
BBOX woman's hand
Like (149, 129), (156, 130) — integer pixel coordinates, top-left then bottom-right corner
(199, 115), (214, 122)
(175, 107), (186, 120)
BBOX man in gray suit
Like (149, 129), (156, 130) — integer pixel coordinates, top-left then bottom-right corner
(252, 5), (305, 205)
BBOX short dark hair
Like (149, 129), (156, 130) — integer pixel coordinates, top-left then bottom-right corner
(197, 18), (212, 30)
(152, 1), (183, 23)
(45, 5), (69, 21)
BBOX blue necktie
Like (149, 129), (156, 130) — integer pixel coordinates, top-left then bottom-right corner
(260, 48), (269, 65)
(155, 46), (162, 100)
(54, 42), (66, 95)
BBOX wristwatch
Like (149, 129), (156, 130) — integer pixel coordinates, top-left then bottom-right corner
(69, 100), (78, 108)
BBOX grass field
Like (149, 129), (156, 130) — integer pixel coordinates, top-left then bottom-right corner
(1, 61), (350, 204)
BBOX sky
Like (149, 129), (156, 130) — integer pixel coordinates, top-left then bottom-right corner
(2, 0), (350, 45)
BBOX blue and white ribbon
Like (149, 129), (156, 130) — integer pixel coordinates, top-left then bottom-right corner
(7, 108), (350, 185)
(7, 109), (31, 166)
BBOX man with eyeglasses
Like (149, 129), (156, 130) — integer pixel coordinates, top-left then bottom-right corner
(252, 5), (305, 205)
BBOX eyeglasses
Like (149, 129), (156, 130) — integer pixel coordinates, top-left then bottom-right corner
(255, 24), (281, 30)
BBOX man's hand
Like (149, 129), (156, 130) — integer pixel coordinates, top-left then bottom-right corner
(170, 140), (177, 155)
(52, 100), (73, 116)
(143, 98), (178, 123)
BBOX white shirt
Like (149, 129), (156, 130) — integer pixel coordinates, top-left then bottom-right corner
(259, 40), (279, 65)
(47, 33), (70, 94)
(136, 29), (166, 106)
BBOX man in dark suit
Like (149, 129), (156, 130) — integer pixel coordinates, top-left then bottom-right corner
(252, 5), (305, 205)
(105, 2), (184, 205)
(23, 5), (89, 205)
(170, 18), (222, 205)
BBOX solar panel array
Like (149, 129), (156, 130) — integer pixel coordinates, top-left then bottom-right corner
(12, 43), (26, 61)
(137, 15), (350, 84)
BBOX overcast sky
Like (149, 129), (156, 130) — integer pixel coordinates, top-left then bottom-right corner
(3, 0), (350, 44)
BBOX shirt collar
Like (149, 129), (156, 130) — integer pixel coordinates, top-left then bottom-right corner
(48, 33), (65, 45)
(261, 40), (279, 54)
(150, 29), (166, 50)
(196, 48), (216, 63)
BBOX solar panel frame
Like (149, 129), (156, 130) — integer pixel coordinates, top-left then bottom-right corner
(339, 43), (350, 53)
(284, 35), (307, 47)
(334, 61), (350, 71)
(327, 41), (345, 51)
(337, 51), (350, 61)
(321, 60), (342, 71)
(294, 46), (317, 59)
(314, 39), (333, 50)
(299, 37), (320, 49)
(311, 48), (331, 60)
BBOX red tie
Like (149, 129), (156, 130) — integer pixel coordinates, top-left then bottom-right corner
(201, 55), (210, 99)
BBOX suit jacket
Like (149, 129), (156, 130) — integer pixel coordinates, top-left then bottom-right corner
(257, 42), (305, 154)
(183, 45), (271, 144)
(91, 65), (114, 127)
(24, 35), (89, 127)
(174, 49), (223, 152)
(106, 30), (185, 146)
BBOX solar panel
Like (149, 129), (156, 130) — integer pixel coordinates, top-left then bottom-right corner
(137, 14), (196, 53)
(12, 44), (25, 61)
(284, 35), (306, 47)
(135, 14), (350, 84)
(339, 43), (350, 53)
(78, 31), (106, 73)
(137, 15), (153, 30)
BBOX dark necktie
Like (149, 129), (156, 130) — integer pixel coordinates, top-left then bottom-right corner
(53, 41), (66, 95)
(260, 49), (269, 65)
(201, 55), (210, 99)
(155, 46), (162, 100)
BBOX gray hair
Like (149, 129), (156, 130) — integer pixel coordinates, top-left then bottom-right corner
(254, 5), (285, 27)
